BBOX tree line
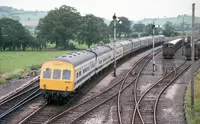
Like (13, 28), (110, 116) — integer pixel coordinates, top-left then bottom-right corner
(0, 5), (178, 51)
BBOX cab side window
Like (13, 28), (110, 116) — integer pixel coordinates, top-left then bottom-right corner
(63, 70), (71, 80)
(43, 68), (52, 79)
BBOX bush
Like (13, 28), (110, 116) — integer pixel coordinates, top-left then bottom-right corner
(5, 72), (23, 80)
(29, 64), (41, 70)
(140, 32), (149, 37)
(0, 78), (6, 85)
(131, 33), (138, 38)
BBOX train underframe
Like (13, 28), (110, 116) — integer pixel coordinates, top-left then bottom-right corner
(41, 89), (71, 102)
(163, 55), (174, 59)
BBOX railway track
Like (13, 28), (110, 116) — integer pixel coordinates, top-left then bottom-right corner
(0, 77), (40, 123)
(22, 49), (160, 124)
(131, 59), (190, 124)
(18, 55), (134, 124)
(117, 49), (156, 124)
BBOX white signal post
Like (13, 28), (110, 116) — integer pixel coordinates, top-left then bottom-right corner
(112, 13), (122, 77)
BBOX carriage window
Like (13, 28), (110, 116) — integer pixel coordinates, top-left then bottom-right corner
(186, 44), (191, 48)
(168, 44), (174, 48)
(53, 69), (61, 80)
(163, 44), (168, 48)
(43, 68), (52, 79)
(63, 70), (71, 80)
(79, 71), (81, 76)
(76, 72), (78, 78)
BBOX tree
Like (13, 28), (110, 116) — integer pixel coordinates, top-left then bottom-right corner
(144, 24), (159, 36)
(0, 18), (33, 51)
(78, 14), (110, 48)
(132, 23), (145, 32)
(36, 5), (82, 49)
(109, 16), (131, 38)
(162, 21), (175, 36)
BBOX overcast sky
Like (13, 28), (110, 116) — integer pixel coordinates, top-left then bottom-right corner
(1, 0), (200, 20)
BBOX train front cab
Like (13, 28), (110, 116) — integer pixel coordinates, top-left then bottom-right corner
(185, 43), (191, 60)
(162, 43), (174, 59)
(185, 43), (200, 60)
(40, 60), (75, 101)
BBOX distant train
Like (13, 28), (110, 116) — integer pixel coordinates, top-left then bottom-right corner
(185, 38), (200, 60)
(162, 38), (183, 59)
(40, 35), (165, 101)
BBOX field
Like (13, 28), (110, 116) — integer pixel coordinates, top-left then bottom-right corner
(0, 50), (73, 83)
(185, 72), (200, 124)
(0, 40), (99, 84)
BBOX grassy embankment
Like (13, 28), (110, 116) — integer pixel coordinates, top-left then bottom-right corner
(0, 51), (73, 84)
(185, 71), (200, 124)
(0, 41), (97, 84)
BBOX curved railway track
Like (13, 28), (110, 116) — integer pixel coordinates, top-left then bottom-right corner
(131, 59), (190, 124)
(0, 78), (40, 123)
(18, 49), (162, 124)
(117, 49), (155, 124)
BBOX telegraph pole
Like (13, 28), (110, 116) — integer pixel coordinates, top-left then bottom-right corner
(152, 22), (156, 72)
(191, 3), (195, 116)
(113, 13), (117, 77)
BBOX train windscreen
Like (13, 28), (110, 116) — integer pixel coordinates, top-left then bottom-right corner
(43, 68), (52, 79)
(53, 69), (61, 80)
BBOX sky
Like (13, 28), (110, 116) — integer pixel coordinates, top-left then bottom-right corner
(1, 0), (200, 20)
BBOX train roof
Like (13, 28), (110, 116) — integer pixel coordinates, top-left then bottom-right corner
(195, 39), (200, 44)
(130, 38), (140, 43)
(90, 45), (112, 56)
(145, 36), (153, 41)
(138, 37), (147, 41)
(49, 50), (96, 66)
(106, 42), (122, 49)
(158, 35), (165, 38)
(119, 40), (132, 45)
(166, 38), (182, 45)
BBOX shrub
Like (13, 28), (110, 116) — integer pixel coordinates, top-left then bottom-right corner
(29, 64), (41, 70)
(0, 78), (6, 85)
(131, 33), (138, 38)
(5, 72), (23, 80)
(140, 32), (149, 37)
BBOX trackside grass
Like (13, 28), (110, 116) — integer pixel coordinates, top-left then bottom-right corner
(0, 51), (74, 84)
(185, 72), (200, 124)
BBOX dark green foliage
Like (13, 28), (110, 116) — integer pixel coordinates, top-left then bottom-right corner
(5, 71), (23, 80)
(29, 64), (41, 70)
(140, 32), (149, 37)
(132, 23), (145, 32)
(37, 5), (82, 49)
(162, 21), (178, 36)
(0, 18), (34, 51)
(144, 24), (159, 36)
(78, 14), (110, 48)
(131, 33), (138, 38)
(109, 16), (131, 38)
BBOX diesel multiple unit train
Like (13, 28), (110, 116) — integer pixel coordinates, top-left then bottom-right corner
(40, 35), (165, 100)
(162, 38), (183, 59)
(185, 37), (200, 60)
